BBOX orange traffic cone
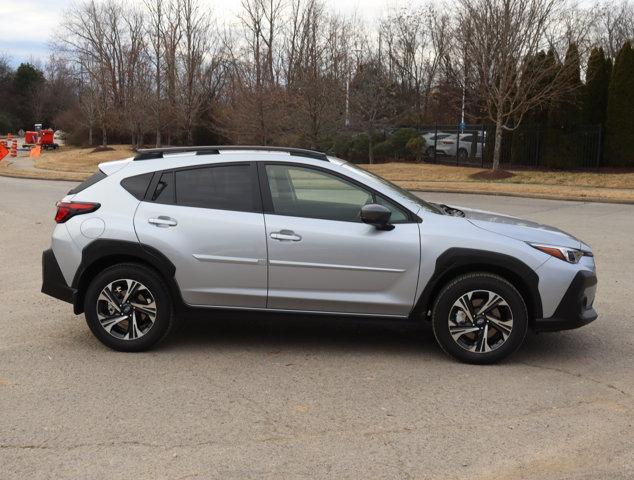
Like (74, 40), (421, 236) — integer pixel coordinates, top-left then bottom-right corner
(30, 145), (41, 158)
(0, 142), (8, 161)
(10, 139), (17, 157)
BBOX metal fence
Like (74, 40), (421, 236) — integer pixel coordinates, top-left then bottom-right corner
(420, 124), (602, 169)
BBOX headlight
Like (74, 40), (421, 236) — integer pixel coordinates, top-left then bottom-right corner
(529, 243), (592, 264)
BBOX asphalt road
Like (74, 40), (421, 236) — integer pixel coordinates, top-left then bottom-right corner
(1, 175), (632, 480)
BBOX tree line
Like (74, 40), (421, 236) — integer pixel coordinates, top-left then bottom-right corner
(1, 0), (633, 168)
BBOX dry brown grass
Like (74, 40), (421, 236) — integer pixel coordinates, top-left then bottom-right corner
(34, 144), (135, 173)
(360, 163), (634, 202)
(0, 162), (87, 181)
(2, 147), (633, 202)
(362, 162), (634, 190)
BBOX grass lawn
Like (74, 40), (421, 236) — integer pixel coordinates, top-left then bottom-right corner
(35, 145), (136, 173)
(1, 145), (632, 202)
(361, 162), (634, 203)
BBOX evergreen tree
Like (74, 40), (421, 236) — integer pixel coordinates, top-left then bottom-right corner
(13, 63), (45, 130)
(605, 41), (634, 166)
(543, 45), (584, 168)
(511, 50), (556, 165)
(582, 48), (611, 126)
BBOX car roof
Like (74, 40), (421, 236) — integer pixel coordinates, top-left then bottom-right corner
(133, 146), (329, 162)
(98, 148), (342, 177)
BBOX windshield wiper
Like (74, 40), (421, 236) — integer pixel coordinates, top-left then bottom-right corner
(437, 204), (465, 217)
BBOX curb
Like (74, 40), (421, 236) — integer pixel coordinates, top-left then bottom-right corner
(0, 170), (81, 183)
(410, 188), (634, 205)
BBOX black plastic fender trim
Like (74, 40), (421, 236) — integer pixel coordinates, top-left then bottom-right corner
(71, 239), (183, 314)
(411, 247), (543, 321)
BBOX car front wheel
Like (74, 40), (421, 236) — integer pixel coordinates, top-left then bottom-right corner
(84, 263), (174, 351)
(431, 273), (528, 364)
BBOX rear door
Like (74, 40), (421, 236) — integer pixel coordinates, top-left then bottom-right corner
(134, 162), (268, 308)
(260, 163), (421, 316)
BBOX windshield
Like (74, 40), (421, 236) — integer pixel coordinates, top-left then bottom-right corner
(338, 161), (443, 214)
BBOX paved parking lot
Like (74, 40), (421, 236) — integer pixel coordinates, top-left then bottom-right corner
(1, 175), (632, 479)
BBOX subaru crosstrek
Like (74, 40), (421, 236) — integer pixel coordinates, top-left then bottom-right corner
(41, 146), (598, 363)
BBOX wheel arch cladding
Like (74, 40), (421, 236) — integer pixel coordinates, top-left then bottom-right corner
(71, 239), (182, 314)
(412, 248), (543, 322)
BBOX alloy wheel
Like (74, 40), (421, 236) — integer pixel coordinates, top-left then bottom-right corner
(448, 289), (514, 353)
(96, 279), (157, 340)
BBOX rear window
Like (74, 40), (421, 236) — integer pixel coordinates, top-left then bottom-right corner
(68, 170), (106, 194)
(152, 172), (175, 203)
(174, 165), (255, 212)
(121, 173), (153, 200)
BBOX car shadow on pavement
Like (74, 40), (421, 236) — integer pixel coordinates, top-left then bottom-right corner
(156, 311), (597, 363)
(161, 311), (442, 358)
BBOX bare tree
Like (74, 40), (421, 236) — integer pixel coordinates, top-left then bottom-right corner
(179, 0), (209, 144)
(145, 0), (165, 146)
(380, 5), (450, 125)
(592, 1), (634, 58)
(456, 0), (581, 169)
(350, 58), (397, 163)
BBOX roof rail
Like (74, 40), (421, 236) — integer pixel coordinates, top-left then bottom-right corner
(133, 145), (329, 161)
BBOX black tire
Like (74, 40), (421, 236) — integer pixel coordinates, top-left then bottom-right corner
(431, 273), (528, 364)
(426, 146), (436, 159)
(457, 148), (469, 162)
(84, 263), (174, 352)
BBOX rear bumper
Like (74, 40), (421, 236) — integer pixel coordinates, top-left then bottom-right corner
(41, 249), (77, 305)
(534, 270), (598, 332)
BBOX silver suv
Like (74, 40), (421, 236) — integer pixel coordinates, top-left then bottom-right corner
(41, 146), (598, 363)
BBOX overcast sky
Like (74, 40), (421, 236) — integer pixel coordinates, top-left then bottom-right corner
(0, 0), (406, 67)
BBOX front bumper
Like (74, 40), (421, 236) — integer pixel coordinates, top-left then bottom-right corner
(42, 249), (77, 305)
(534, 270), (597, 332)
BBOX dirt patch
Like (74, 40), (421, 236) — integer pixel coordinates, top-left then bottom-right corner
(470, 169), (516, 181)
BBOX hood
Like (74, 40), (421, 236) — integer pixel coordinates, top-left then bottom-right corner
(454, 206), (584, 249)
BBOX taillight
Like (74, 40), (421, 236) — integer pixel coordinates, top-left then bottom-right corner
(442, 140), (455, 144)
(54, 202), (101, 223)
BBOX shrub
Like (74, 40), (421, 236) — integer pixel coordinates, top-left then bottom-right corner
(406, 136), (426, 162)
(372, 141), (392, 161)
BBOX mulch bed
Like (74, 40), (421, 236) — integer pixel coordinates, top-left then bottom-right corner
(469, 169), (515, 180)
(90, 146), (115, 153)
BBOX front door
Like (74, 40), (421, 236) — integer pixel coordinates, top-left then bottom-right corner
(134, 162), (268, 308)
(261, 163), (421, 316)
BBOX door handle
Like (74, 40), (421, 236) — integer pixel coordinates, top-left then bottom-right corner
(148, 216), (177, 227)
(270, 230), (302, 241)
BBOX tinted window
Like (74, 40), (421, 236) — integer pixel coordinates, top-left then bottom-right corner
(461, 135), (473, 142)
(121, 173), (153, 200)
(152, 172), (174, 203)
(68, 170), (106, 194)
(265, 164), (408, 223)
(175, 165), (255, 212)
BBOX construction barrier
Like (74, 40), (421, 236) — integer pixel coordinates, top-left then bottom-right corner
(29, 145), (41, 158)
(0, 142), (8, 161)
(10, 139), (17, 157)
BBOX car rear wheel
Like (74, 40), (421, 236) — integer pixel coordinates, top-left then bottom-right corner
(431, 273), (528, 364)
(457, 148), (469, 162)
(84, 263), (174, 351)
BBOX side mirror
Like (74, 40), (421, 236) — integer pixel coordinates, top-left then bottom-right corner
(360, 204), (394, 230)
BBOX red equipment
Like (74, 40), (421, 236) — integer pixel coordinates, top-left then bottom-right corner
(39, 129), (58, 149)
(24, 131), (38, 145)
(23, 127), (59, 150)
